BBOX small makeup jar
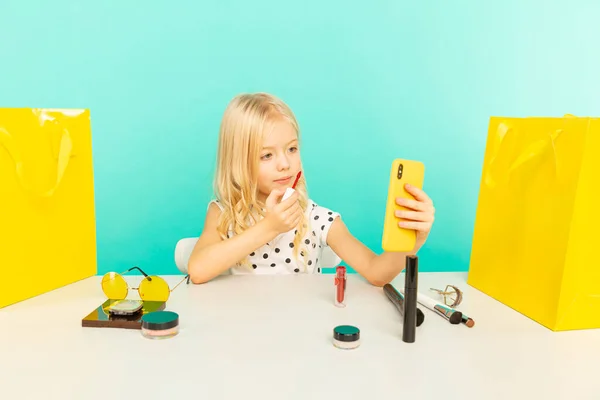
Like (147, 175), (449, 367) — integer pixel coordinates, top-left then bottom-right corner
(141, 311), (180, 339)
(333, 325), (360, 349)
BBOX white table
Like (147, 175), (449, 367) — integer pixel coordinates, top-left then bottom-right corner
(0, 272), (598, 400)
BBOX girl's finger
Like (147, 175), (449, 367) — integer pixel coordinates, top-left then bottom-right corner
(281, 192), (299, 210)
(395, 210), (433, 222)
(289, 205), (301, 222)
(288, 206), (301, 221)
(396, 198), (427, 211)
(405, 184), (432, 203)
(282, 207), (294, 221)
(292, 214), (303, 228)
(398, 221), (431, 231)
(291, 211), (303, 228)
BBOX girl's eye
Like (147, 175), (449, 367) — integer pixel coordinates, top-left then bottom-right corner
(261, 153), (272, 160)
(289, 146), (298, 153)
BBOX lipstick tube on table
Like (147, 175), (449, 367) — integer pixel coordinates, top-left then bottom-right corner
(334, 266), (346, 307)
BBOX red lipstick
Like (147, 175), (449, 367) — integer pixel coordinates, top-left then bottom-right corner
(281, 171), (302, 202)
(334, 266), (346, 307)
(292, 171), (302, 189)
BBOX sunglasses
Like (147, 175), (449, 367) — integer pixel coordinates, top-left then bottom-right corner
(429, 284), (463, 308)
(101, 266), (190, 302)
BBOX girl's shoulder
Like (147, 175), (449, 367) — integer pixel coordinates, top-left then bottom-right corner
(306, 199), (340, 221)
(305, 199), (341, 245)
(306, 199), (340, 218)
(208, 199), (224, 211)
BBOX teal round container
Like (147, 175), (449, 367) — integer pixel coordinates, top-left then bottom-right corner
(332, 325), (360, 349)
(141, 311), (180, 339)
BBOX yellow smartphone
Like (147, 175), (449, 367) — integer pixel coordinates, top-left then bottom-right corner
(382, 158), (425, 252)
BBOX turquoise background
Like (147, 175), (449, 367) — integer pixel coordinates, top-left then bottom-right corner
(1, 1), (598, 275)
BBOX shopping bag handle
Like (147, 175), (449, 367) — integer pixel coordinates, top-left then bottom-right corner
(504, 122), (562, 174)
(484, 121), (562, 189)
(0, 126), (72, 197)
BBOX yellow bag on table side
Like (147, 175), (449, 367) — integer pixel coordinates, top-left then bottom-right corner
(468, 115), (600, 331)
(0, 108), (97, 308)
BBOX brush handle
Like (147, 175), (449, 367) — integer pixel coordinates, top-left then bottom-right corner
(411, 291), (463, 325)
(383, 284), (425, 326)
(383, 284), (405, 316)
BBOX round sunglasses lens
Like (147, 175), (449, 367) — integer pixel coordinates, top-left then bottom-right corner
(138, 276), (170, 302)
(101, 272), (128, 299)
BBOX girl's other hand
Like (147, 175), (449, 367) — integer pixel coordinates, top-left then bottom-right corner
(264, 188), (302, 235)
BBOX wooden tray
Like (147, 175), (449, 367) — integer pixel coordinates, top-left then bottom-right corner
(81, 299), (166, 330)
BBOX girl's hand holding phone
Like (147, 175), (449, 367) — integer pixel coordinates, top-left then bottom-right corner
(382, 159), (434, 253)
(395, 183), (435, 249)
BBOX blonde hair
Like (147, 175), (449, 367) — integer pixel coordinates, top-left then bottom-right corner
(213, 92), (310, 269)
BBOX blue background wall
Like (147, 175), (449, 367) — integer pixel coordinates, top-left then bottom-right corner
(1, 1), (598, 275)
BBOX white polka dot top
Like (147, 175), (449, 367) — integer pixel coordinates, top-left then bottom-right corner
(209, 199), (342, 274)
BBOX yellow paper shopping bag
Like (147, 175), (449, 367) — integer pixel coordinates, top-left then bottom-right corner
(0, 108), (97, 308)
(468, 115), (600, 331)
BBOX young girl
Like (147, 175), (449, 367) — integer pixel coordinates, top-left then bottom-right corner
(188, 92), (435, 286)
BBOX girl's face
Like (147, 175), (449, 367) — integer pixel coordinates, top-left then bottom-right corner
(257, 119), (301, 202)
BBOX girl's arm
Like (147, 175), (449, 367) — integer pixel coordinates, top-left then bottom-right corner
(326, 219), (417, 286)
(326, 185), (435, 286)
(187, 203), (278, 283)
(188, 190), (303, 284)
